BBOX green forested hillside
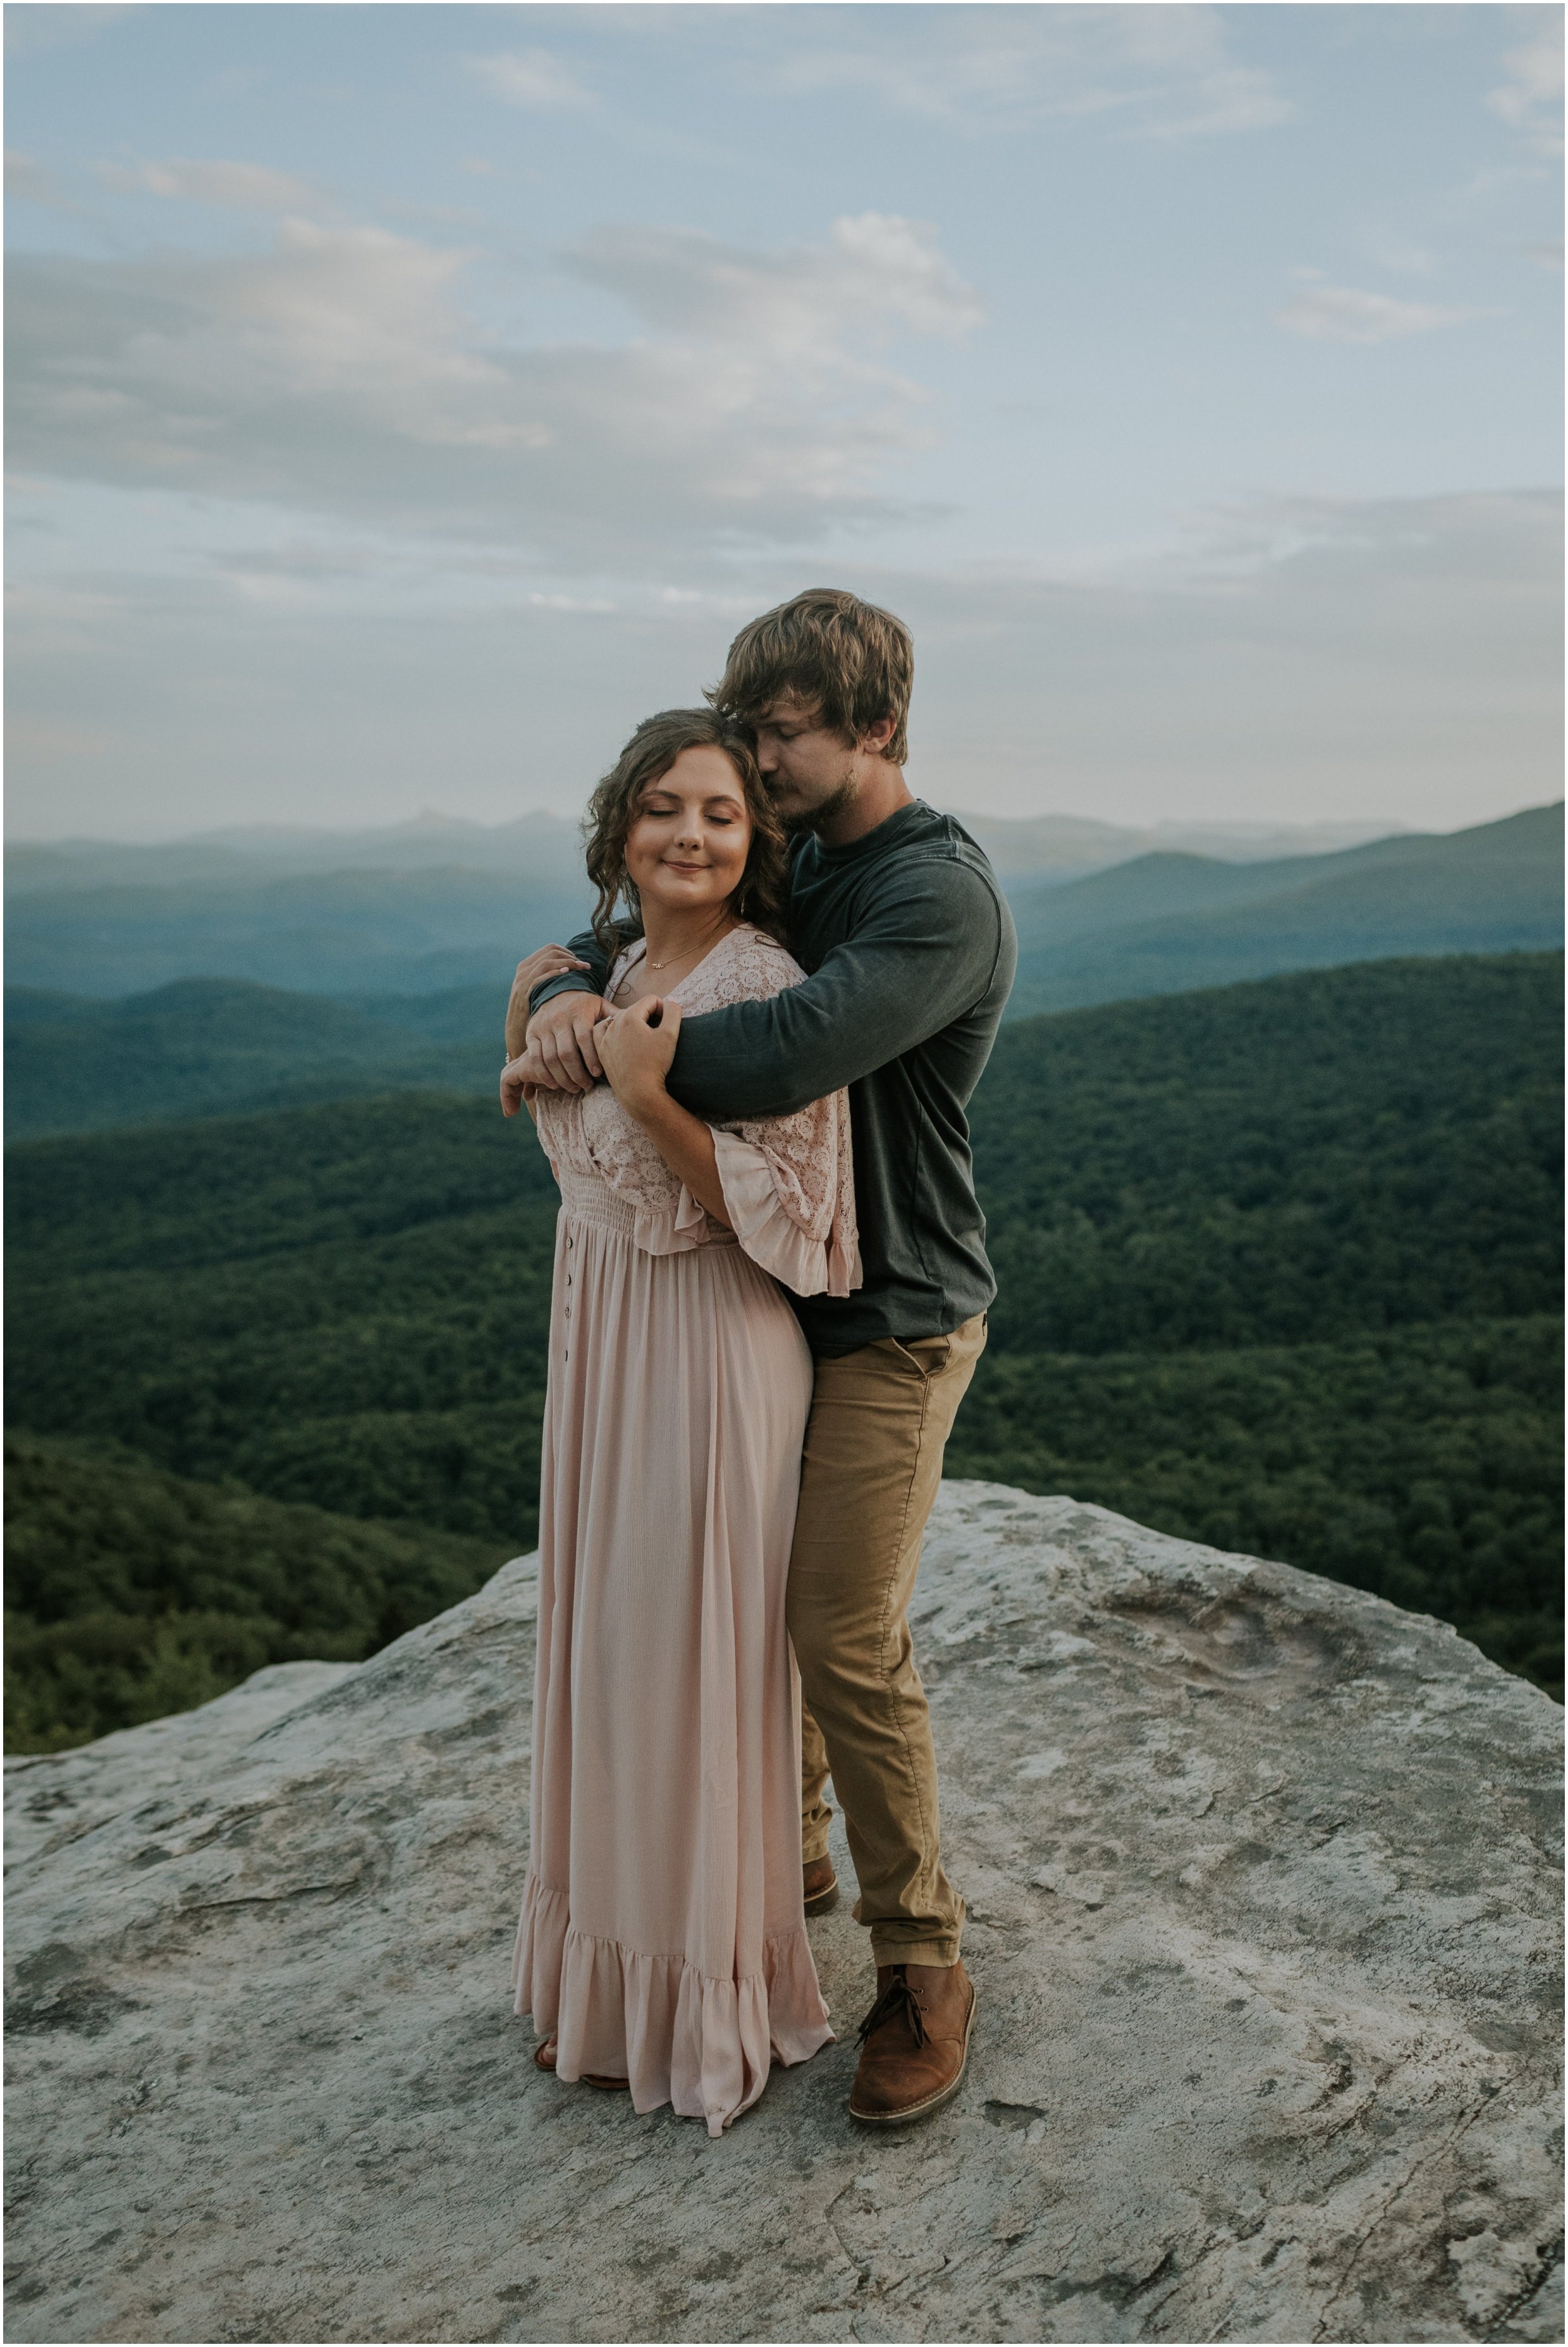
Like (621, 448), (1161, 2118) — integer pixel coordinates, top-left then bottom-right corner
(4, 1433), (510, 1753)
(971, 952), (1560, 1351)
(6, 1093), (560, 1555)
(6, 952), (1561, 1747)
(5, 978), (503, 1141)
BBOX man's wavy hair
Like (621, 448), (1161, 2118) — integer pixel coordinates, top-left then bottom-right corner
(582, 709), (790, 958)
(707, 587), (913, 765)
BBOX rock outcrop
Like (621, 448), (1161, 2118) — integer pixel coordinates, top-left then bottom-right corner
(6, 1483), (1562, 2344)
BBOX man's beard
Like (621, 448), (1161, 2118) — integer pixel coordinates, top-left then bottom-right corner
(780, 769), (858, 836)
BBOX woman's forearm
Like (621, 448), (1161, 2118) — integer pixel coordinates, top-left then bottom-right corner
(619, 1087), (732, 1229)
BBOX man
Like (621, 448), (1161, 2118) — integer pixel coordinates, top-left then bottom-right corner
(514, 588), (1016, 2124)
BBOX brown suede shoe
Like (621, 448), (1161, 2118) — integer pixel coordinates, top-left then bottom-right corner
(848, 1959), (975, 2126)
(803, 1855), (840, 1915)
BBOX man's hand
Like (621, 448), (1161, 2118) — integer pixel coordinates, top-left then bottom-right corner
(520, 990), (611, 1094)
(505, 945), (592, 1061)
(594, 996), (682, 1115)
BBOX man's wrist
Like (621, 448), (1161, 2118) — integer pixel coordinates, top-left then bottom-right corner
(525, 991), (607, 1042)
(529, 970), (604, 1018)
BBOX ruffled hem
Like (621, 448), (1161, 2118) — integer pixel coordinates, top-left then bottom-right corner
(710, 1129), (862, 1299)
(511, 1875), (834, 2137)
(623, 1181), (710, 1257)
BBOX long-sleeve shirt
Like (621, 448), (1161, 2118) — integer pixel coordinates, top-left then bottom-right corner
(530, 799), (1017, 1355)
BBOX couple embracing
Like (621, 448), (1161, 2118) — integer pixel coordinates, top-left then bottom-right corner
(501, 589), (1016, 2138)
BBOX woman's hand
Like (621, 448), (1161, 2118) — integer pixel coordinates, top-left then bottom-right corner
(505, 944), (592, 1062)
(499, 1057), (539, 1121)
(593, 999), (730, 1226)
(594, 996), (683, 1115)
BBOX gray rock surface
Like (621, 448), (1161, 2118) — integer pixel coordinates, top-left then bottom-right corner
(5, 1482), (1562, 2345)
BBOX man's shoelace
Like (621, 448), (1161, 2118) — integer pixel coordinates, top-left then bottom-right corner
(856, 1968), (928, 2049)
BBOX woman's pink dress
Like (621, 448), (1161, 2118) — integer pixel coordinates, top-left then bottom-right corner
(511, 925), (861, 2135)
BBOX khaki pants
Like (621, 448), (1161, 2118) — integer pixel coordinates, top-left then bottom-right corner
(788, 1311), (986, 1968)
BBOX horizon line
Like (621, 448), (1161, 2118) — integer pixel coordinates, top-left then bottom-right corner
(13, 802), (1564, 855)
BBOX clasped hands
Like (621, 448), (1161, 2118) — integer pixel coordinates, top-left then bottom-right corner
(501, 988), (684, 1121)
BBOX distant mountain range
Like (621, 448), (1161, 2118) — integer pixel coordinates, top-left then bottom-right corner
(3, 864), (596, 998)
(4, 801), (1560, 1134)
(1007, 801), (1562, 1014)
(6, 805), (1401, 897)
(3, 804), (1408, 999)
(4, 811), (591, 900)
(947, 810), (1406, 880)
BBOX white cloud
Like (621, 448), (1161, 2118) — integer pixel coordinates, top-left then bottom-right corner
(885, 490), (1565, 824)
(5, 148), (59, 202)
(5, 212), (983, 562)
(1277, 279), (1481, 345)
(571, 212), (984, 354)
(7, 493), (1557, 838)
(4, 5), (130, 57)
(1488, 18), (1564, 153)
(768, 4), (1291, 139)
(469, 49), (595, 110)
(1141, 487), (1562, 596)
(100, 157), (321, 211)
(5, 716), (113, 764)
(1363, 233), (1438, 281)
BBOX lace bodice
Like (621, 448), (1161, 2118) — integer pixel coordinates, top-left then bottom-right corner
(534, 926), (860, 1298)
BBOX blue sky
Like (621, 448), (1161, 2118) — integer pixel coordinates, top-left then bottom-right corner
(6, 3), (1562, 839)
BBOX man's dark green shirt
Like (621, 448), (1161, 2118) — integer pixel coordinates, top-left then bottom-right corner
(531, 801), (1017, 1356)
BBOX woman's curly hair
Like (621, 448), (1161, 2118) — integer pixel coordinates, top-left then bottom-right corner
(583, 709), (790, 958)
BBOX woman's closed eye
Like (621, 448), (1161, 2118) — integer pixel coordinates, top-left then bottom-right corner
(641, 799), (742, 825)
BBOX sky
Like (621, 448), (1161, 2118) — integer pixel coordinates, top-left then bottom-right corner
(5, 1), (1563, 842)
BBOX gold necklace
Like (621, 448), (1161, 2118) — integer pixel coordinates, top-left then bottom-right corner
(644, 928), (730, 972)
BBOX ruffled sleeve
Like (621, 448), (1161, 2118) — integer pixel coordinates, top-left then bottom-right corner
(707, 1089), (861, 1299)
(568, 924), (861, 1287)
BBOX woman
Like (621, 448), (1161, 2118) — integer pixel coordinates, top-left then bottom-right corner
(501, 709), (860, 2137)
